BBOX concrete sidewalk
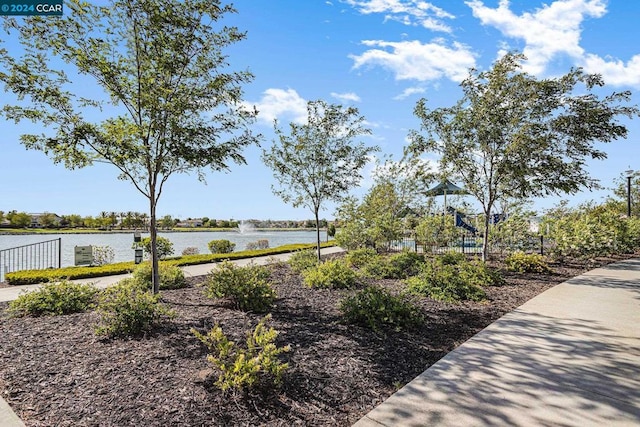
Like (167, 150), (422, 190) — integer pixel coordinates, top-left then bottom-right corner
(354, 258), (640, 427)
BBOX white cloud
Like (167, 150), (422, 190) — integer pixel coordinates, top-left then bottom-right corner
(331, 92), (362, 103)
(393, 86), (426, 100)
(246, 88), (308, 125)
(466, 0), (607, 74)
(344, 0), (455, 32)
(581, 53), (640, 87)
(350, 39), (476, 82)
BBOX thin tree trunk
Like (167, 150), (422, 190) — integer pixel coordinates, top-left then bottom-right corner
(314, 208), (321, 262)
(150, 195), (160, 294)
(482, 216), (490, 262)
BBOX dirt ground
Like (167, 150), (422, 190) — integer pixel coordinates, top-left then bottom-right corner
(0, 253), (633, 426)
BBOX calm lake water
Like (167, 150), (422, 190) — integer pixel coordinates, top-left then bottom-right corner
(0, 230), (327, 268)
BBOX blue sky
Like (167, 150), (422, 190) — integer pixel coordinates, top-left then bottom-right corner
(1, 0), (639, 221)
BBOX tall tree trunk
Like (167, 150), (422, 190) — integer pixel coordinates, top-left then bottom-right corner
(314, 208), (321, 262)
(150, 194), (160, 294)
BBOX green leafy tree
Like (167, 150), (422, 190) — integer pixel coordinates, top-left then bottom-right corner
(159, 215), (174, 230)
(334, 197), (371, 250)
(0, 0), (259, 293)
(262, 100), (378, 260)
(38, 212), (58, 228)
(407, 52), (638, 260)
(7, 211), (30, 228)
(360, 181), (408, 251)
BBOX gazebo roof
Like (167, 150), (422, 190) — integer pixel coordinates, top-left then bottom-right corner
(424, 180), (469, 197)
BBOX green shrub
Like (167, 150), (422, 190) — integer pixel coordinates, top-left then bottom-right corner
(406, 262), (487, 303)
(132, 262), (187, 290)
(340, 286), (423, 332)
(134, 236), (174, 259)
(287, 249), (319, 274)
(94, 279), (174, 337)
(7, 281), (98, 317)
(191, 314), (290, 392)
(386, 251), (425, 279)
(357, 255), (391, 279)
(505, 251), (552, 274)
(458, 259), (505, 287)
(345, 248), (378, 268)
(204, 261), (275, 312)
(208, 239), (236, 254)
(302, 259), (357, 289)
(438, 251), (466, 265)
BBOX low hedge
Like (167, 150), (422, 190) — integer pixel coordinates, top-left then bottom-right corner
(5, 242), (336, 285)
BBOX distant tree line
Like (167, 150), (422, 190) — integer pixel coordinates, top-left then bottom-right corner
(0, 210), (330, 231)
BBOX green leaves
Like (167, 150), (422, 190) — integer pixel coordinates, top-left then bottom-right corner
(407, 51), (639, 260)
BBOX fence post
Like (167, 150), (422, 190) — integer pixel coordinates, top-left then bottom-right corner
(540, 235), (544, 256)
(58, 237), (62, 268)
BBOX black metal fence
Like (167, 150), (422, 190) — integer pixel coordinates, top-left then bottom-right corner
(0, 238), (61, 282)
(386, 233), (546, 256)
(387, 233), (484, 255)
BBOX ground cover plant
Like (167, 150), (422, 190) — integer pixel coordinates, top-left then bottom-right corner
(191, 314), (290, 392)
(0, 251), (635, 425)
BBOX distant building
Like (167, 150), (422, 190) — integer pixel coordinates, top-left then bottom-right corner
(29, 213), (62, 228)
(175, 219), (204, 228)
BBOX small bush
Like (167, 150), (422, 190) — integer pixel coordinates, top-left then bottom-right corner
(438, 251), (466, 265)
(132, 262), (187, 290)
(505, 251), (552, 274)
(94, 279), (174, 338)
(458, 259), (505, 287)
(208, 239), (236, 254)
(8, 281), (98, 317)
(303, 259), (357, 289)
(287, 249), (319, 274)
(245, 239), (269, 251)
(182, 246), (200, 256)
(92, 245), (115, 266)
(204, 261), (275, 312)
(357, 255), (391, 279)
(135, 236), (174, 259)
(345, 248), (378, 268)
(340, 286), (423, 332)
(406, 262), (487, 303)
(191, 314), (290, 392)
(386, 251), (425, 279)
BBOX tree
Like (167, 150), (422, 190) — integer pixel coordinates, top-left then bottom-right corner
(0, 0), (260, 293)
(262, 100), (378, 260)
(407, 52), (638, 261)
(7, 211), (30, 228)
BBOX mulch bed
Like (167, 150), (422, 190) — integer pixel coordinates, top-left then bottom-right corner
(0, 253), (634, 426)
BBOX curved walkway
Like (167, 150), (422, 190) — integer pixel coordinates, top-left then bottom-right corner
(354, 258), (640, 427)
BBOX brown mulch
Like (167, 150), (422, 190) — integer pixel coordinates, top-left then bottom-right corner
(0, 253), (634, 427)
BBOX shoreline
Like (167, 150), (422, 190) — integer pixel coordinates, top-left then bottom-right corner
(0, 227), (320, 236)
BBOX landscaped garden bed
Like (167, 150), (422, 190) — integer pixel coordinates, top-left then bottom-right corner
(0, 252), (634, 426)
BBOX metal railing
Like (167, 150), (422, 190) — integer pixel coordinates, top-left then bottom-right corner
(0, 238), (61, 282)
